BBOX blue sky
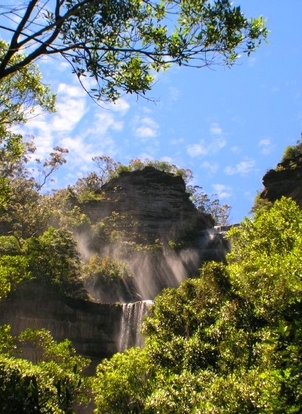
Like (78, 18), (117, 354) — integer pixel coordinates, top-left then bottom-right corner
(12, 1), (302, 224)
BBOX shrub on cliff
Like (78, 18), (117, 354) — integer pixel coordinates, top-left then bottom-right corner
(92, 197), (302, 413)
(82, 255), (137, 303)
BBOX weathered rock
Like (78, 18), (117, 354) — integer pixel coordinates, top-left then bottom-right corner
(260, 157), (302, 207)
(82, 166), (214, 244)
(0, 280), (122, 363)
(0, 167), (228, 363)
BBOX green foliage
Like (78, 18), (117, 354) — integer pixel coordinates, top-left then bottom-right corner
(0, 324), (16, 355)
(25, 227), (87, 299)
(250, 191), (273, 215)
(82, 255), (137, 302)
(0, 236), (21, 255)
(93, 347), (153, 414)
(0, 254), (31, 301)
(189, 186), (231, 225)
(227, 197), (302, 321)
(127, 158), (193, 183)
(0, 178), (47, 240)
(71, 173), (104, 203)
(16, 328), (89, 371)
(0, 2), (267, 102)
(93, 198), (302, 413)
(143, 263), (233, 373)
(0, 327), (91, 414)
(281, 137), (302, 163)
(0, 40), (56, 208)
(0, 40), (55, 126)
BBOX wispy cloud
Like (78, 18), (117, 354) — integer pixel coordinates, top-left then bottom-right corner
(231, 146), (241, 154)
(20, 81), (130, 177)
(187, 122), (226, 158)
(258, 137), (274, 155)
(106, 98), (130, 116)
(51, 84), (87, 132)
(224, 158), (255, 175)
(18, 82), (87, 162)
(89, 112), (124, 136)
(212, 183), (232, 199)
(201, 161), (219, 175)
(135, 116), (159, 139)
(186, 138), (226, 158)
(187, 143), (208, 158)
(209, 122), (223, 135)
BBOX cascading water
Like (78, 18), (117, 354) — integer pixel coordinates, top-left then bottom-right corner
(118, 300), (153, 352)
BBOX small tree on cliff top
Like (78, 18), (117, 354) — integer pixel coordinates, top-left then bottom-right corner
(0, 0), (267, 101)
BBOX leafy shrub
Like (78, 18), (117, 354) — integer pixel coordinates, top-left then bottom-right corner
(82, 255), (137, 302)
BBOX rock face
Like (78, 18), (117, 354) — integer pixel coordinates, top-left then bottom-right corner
(82, 166), (214, 244)
(79, 167), (224, 300)
(260, 157), (302, 207)
(0, 167), (229, 362)
(0, 281), (122, 363)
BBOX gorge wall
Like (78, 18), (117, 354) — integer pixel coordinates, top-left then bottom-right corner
(259, 156), (302, 207)
(0, 280), (123, 366)
(81, 166), (215, 244)
(0, 167), (229, 361)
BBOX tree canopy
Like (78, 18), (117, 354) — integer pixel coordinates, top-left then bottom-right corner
(92, 197), (302, 413)
(0, 39), (56, 207)
(0, 0), (267, 101)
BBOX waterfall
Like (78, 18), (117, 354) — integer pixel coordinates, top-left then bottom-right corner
(118, 300), (152, 352)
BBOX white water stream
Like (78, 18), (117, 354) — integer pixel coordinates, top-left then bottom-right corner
(118, 300), (153, 352)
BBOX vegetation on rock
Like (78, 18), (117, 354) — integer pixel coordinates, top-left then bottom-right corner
(281, 135), (302, 164)
(2, 4), (300, 412)
(92, 197), (302, 413)
(0, 326), (91, 414)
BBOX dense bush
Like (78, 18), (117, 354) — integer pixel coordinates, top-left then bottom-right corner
(82, 255), (138, 303)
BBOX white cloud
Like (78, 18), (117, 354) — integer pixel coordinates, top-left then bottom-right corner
(51, 83), (87, 132)
(248, 56), (257, 67)
(258, 137), (273, 154)
(90, 112), (124, 136)
(224, 158), (255, 175)
(61, 136), (94, 164)
(187, 122), (226, 158)
(105, 98), (130, 115)
(18, 82), (88, 162)
(212, 184), (232, 199)
(187, 143), (208, 158)
(57, 83), (86, 98)
(187, 136), (226, 158)
(201, 161), (219, 175)
(136, 126), (157, 138)
(135, 117), (159, 139)
(210, 122), (223, 135)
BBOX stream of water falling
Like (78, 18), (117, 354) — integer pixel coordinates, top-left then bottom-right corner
(118, 300), (153, 352)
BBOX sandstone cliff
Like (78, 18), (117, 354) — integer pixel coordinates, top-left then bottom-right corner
(0, 280), (122, 363)
(81, 166), (215, 245)
(0, 167), (229, 362)
(259, 156), (302, 207)
(78, 166), (226, 300)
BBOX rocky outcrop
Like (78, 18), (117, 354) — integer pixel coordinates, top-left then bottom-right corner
(259, 157), (302, 207)
(82, 166), (214, 245)
(0, 280), (122, 363)
(77, 167), (224, 300)
(0, 167), (229, 362)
